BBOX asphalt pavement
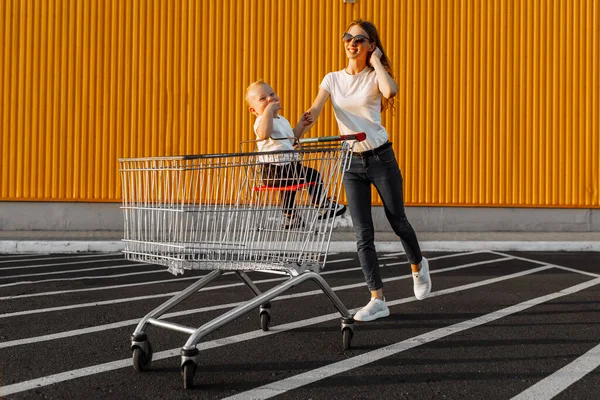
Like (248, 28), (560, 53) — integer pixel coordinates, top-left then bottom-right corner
(1, 249), (599, 399)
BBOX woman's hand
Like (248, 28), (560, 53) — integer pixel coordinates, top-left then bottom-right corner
(300, 111), (313, 127)
(369, 47), (383, 67)
(369, 47), (398, 98)
(293, 111), (314, 138)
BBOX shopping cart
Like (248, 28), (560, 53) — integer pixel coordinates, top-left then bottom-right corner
(118, 133), (365, 389)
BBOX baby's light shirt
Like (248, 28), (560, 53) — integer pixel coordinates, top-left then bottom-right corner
(254, 115), (297, 164)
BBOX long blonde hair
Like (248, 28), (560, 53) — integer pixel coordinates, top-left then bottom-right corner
(346, 20), (395, 113)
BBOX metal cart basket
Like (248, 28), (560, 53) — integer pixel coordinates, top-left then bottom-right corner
(119, 133), (365, 389)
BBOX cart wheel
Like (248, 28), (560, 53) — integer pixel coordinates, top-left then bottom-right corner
(182, 362), (196, 389)
(260, 312), (270, 331)
(342, 328), (353, 350)
(132, 342), (153, 372)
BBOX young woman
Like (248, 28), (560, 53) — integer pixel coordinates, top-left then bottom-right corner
(305, 20), (431, 322)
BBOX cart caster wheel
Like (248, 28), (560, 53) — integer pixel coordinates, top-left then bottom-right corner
(342, 328), (353, 350)
(260, 311), (271, 331)
(182, 361), (196, 389)
(132, 342), (153, 372)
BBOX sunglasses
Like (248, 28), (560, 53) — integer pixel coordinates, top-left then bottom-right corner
(342, 33), (371, 45)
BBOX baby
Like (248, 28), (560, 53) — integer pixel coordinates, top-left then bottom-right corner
(245, 80), (346, 229)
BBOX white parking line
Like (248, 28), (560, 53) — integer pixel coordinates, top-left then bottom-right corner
(0, 257), (514, 348)
(0, 263), (556, 396)
(0, 257), (129, 271)
(0, 276), (286, 319)
(0, 267), (163, 288)
(490, 251), (600, 278)
(0, 252), (496, 317)
(325, 258), (354, 264)
(0, 263), (159, 280)
(223, 277), (600, 400)
(511, 342), (600, 400)
(1, 251), (486, 300)
(0, 274), (206, 300)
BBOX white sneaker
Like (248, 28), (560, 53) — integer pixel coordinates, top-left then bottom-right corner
(413, 257), (432, 300)
(353, 297), (390, 322)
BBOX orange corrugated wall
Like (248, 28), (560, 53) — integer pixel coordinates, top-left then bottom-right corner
(0, 0), (598, 207)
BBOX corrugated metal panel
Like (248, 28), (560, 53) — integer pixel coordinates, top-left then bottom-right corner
(0, 0), (598, 206)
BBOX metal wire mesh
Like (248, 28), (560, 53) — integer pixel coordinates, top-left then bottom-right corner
(119, 142), (353, 275)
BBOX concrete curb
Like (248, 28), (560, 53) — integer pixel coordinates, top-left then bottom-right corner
(1, 240), (599, 254)
(0, 241), (124, 254)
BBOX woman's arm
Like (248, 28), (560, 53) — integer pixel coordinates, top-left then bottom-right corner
(302, 87), (331, 133)
(292, 111), (313, 139)
(370, 48), (398, 99)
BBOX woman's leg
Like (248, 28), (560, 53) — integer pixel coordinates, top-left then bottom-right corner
(368, 146), (431, 299)
(345, 156), (390, 321)
(343, 156), (382, 292)
(368, 147), (422, 264)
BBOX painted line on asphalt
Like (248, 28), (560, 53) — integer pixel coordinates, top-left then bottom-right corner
(0, 250), (482, 300)
(1, 251), (486, 300)
(511, 342), (600, 400)
(0, 276), (286, 319)
(0, 266), (164, 288)
(0, 256), (514, 348)
(0, 258), (350, 280)
(325, 258), (354, 264)
(0, 263), (161, 280)
(0, 255), (125, 268)
(0, 274), (207, 300)
(0, 252), (490, 318)
(491, 251), (600, 278)
(551, 265), (600, 278)
(0, 262), (552, 396)
(223, 277), (600, 400)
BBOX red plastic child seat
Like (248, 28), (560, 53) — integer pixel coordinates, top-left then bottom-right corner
(253, 182), (315, 192)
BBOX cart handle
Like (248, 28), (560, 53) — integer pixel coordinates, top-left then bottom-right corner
(239, 132), (365, 152)
(298, 132), (366, 144)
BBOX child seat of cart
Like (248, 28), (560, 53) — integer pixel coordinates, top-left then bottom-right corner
(240, 136), (315, 193)
(253, 182), (315, 192)
(242, 132), (367, 193)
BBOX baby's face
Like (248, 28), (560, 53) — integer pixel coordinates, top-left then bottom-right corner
(247, 83), (280, 116)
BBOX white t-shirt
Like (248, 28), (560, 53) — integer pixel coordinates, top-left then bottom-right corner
(320, 67), (388, 153)
(253, 115), (298, 164)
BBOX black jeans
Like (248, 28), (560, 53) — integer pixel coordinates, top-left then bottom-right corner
(343, 143), (422, 291)
(261, 162), (325, 215)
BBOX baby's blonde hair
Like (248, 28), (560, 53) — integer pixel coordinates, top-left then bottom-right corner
(245, 79), (268, 105)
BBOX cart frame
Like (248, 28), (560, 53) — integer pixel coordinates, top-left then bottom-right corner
(119, 133), (365, 389)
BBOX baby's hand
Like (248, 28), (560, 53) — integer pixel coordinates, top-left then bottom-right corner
(300, 111), (313, 126)
(265, 101), (281, 116)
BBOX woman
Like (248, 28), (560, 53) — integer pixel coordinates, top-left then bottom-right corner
(305, 20), (431, 322)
